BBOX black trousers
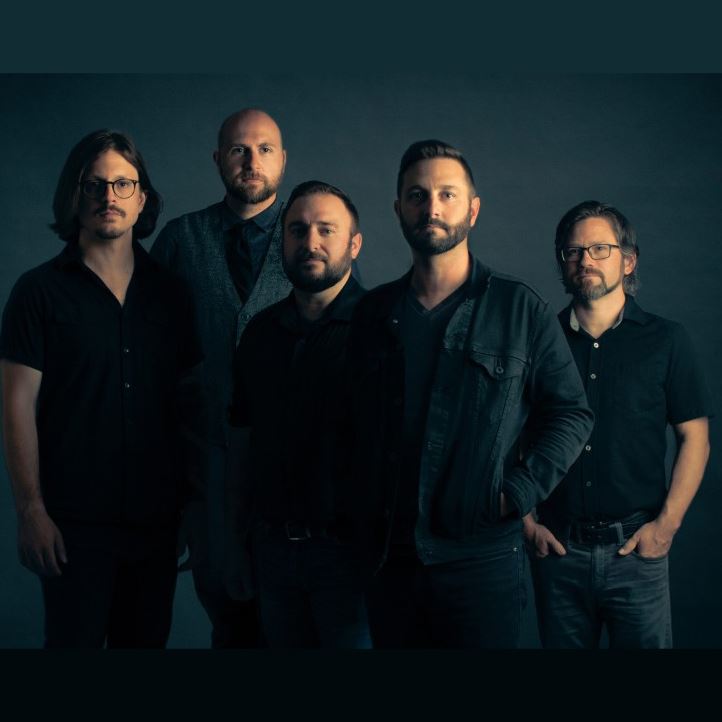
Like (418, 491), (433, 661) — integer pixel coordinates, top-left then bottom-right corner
(41, 523), (178, 649)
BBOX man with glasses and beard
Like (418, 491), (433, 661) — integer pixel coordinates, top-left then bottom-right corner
(150, 109), (291, 648)
(344, 140), (593, 648)
(524, 201), (711, 648)
(0, 129), (202, 647)
(227, 181), (370, 648)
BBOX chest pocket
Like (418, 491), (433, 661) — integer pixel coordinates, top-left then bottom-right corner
(466, 348), (528, 421)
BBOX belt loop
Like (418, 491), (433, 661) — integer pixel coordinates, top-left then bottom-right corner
(613, 521), (624, 546)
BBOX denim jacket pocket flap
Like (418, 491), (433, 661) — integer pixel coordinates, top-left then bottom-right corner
(467, 349), (527, 380)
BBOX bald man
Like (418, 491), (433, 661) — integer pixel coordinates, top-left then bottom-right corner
(151, 109), (291, 647)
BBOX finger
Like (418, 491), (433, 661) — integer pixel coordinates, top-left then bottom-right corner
(55, 530), (68, 565)
(550, 537), (567, 556)
(618, 533), (639, 556)
(41, 544), (62, 577)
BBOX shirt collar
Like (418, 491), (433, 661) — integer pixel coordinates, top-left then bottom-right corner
(277, 275), (365, 330)
(568, 294), (648, 333)
(55, 239), (156, 274)
(221, 197), (282, 232)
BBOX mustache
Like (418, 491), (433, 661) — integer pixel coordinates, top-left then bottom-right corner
(240, 172), (266, 181)
(95, 205), (125, 217)
(415, 216), (450, 232)
(294, 250), (328, 263)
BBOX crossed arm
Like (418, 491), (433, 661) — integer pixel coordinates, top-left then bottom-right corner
(1, 360), (67, 576)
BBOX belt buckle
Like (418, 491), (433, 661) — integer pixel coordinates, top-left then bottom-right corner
(285, 522), (311, 541)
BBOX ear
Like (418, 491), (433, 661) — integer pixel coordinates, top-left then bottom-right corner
(137, 188), (147, 213)
(469, 195), (481, 227)
(350, 232), (362, 259)
(623, 252), (637, 276)
(282, 148), (287, 173)
(393, 199), (400, 219)
(212, 149), (220, 167)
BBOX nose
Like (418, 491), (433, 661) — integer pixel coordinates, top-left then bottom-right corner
(102, 182), (116, 202)
(424, 194), (441, 218)
(578, 247), (595, 266)
(241, 148), (259, 169)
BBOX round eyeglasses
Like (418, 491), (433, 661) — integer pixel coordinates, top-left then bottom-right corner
(79, 178), (140, 200)
(561, 243), (621, 262)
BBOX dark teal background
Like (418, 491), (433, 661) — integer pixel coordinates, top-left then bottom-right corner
(0, 74), (720, 647)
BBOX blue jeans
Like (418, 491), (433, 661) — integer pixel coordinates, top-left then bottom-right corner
(530, 539), (672, 648)
(251, 528), (372, 649)
(367, 533), (526, 648)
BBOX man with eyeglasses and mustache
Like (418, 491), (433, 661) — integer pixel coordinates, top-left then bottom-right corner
(344, 140), (593, 648)
(150, 108), (291, 648)
(525, 200), (711, 648)
(0, 129), (203, 647)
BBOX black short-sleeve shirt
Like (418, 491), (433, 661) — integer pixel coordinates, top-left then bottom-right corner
(538, 296), (711, 523)
(0, 241), (203, 527)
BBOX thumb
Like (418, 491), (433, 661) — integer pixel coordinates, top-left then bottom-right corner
(618, 532), (639, 556)
(55, 530), (68, 564)
(550, 535), (566, 556)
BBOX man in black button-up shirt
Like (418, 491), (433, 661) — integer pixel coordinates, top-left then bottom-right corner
(525, 200), (711, 648)
(0, 130), (203, 648)
(228, 181), (370, 648)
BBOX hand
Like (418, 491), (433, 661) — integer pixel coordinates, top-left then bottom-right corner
(523, 516), (566, 558)
(500, 492), (513, 518)
(17, 504), (67, 577)
(177, 500), (207, 572)
(618, 519), (675, 559)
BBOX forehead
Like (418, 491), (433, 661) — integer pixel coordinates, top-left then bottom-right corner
(285, 193), (352, 225)
(401, 157), (471, 191)
(571, 216), (617, 243)
(85, 149), (138, 179)
(221, 113), (282, 147)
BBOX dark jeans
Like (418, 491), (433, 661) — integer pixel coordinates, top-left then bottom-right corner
(530, 539), (672, 648)
(191, 445), (260, 648)
(252, 527), (372, 649)
(367, 533), (526, 649)
(41, 524), (178, 649)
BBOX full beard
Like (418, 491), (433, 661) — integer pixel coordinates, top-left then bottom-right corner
(283, 247), (353, 293)
(400, 209), (472, 256)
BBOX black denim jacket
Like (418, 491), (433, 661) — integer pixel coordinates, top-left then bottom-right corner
(342, 257), (594, 567)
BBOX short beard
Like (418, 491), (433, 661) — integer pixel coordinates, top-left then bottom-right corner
(400, 209), (472, 256)
(283, 245), (353, 293)
(565, 271), (622, 303)
(222, 173), (281, 205)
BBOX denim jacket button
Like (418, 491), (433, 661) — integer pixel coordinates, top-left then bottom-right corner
(495, 365), (504, 374)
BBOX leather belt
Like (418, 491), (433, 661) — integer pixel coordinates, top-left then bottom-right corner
(568, 511), (654, 545)
(258, 520), (337, 542)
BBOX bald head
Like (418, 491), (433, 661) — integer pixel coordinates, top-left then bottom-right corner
(217, 108), (283, 151)
(214, 108), (286, 213)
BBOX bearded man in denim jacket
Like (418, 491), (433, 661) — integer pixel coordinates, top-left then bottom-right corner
(343, 140), (594, 648)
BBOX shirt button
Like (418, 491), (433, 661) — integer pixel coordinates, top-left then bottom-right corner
(590, 373), (597, 380)
(124, 382), (131, 390)
(585, 481), (592, 487)
(123, 347), (130, 354)
(585, 445), (592, 451)
(593, 342), (599, 349)
(391, 318), (399, 324)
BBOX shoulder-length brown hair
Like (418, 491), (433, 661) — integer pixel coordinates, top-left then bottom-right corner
(50, 129), (162, 242)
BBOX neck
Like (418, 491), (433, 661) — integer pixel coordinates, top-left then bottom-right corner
(573, 287), (627, 339)
(410, 241), (471, 310)
(225, 192), (277, 221)
(78, 232), (135, 275)
(293, 270), (351, 322)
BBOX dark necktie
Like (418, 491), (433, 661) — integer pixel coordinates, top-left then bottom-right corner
(226, 221), (254, 304)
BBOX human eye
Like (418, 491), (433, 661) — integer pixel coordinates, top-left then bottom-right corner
(260, 145), (273, 153)
(564, 247), (582, 260)
(115, 179), (133, 190)
(230, 146), (246, 155)
(442, 190), (457, 199)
